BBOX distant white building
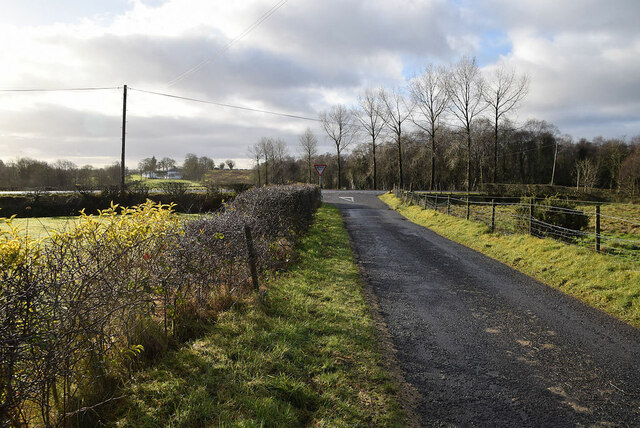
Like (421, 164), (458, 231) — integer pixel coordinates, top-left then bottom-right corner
(166, 169), (182, 179)
(142, 171), (160, 179)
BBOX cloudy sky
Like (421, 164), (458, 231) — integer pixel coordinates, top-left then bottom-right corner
(1, 0), (639, 168)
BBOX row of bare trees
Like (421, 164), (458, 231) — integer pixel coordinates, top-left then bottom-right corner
(248, 123), (640, 196)
(307, 57), (528, 191)
(247, 55), (640, 196)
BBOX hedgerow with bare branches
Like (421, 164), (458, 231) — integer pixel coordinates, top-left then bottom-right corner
(0, 184), (321, 426)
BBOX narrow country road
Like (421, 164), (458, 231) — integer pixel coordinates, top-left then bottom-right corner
(323, 190), (640, 427)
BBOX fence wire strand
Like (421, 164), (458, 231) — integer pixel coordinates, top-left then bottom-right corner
(395, 189), (640, 263)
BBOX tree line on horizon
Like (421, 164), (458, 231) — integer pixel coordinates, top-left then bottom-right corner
(0, 153), (237, 190)
(248, 57), (640, 196)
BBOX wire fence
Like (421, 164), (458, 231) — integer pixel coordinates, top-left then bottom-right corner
(393, 187), (640, 263)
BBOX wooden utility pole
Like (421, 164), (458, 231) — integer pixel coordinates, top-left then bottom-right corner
(120, 84), (128, 194)
(550, 140), (558, 185)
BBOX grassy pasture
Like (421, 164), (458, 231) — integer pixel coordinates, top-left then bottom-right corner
(1, 213), (202, 240)
(202, 169), (253, 186)
(0, 216), (83, 239)
(428, 196), (640, 255)
(127, 174), (202, 188)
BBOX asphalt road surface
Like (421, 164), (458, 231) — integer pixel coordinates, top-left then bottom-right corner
(323, 190), (640, 427)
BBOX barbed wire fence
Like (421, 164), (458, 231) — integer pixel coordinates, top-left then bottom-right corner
(393, 187), (640, 263)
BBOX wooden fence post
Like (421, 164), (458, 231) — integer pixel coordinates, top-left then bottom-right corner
(423, 193), (428, 209)
(434, 194), (439, 212)
(529, 198), (534, 236)
(595, 205), (601, 253)
(491, 199), (496, 233)
(244, 224), (260, 293)
(447, 194), (451, 215)
(466, 196), (470, 220)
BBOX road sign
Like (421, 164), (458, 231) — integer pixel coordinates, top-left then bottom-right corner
(314, 164), (327, 189)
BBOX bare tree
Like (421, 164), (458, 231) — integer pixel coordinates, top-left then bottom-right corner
(158, 157), (177, 172)
(321, 105), (354, 189)
(271, 138), (289, 184)
(448, 56), (487, 191)
(484, 63), (529, 183)
(257, 137), (275, 185)
(354, 88), (386, 190)
(575, 158), (599, 191)
(379, 88), (414, 189)
(138, 156), (158, 178)
(225, 159), (236, 170)
(247, 144), (262, 186)
(620, 145), (640, 195)
(298, 128), (318, 184)
(409, 64), (450, 190)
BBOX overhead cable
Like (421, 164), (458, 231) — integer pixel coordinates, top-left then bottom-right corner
(167, 0), (289, 87)
(0, 87), (121, 93)
(130, 87), (321, 122)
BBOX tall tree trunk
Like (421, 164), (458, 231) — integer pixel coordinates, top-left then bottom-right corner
(466, 128), (472, 192)
(337, 152), (342, 189)
(397, 135), (404, 189)
(264, 158), (269, 185)
(493, 115), (499, 183)
(430, 122), (436, 191)
(372, 137), (377, 190)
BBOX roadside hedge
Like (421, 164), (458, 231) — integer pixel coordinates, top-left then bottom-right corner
(0, 188), (233, 218)
(0, 184), (321, 427)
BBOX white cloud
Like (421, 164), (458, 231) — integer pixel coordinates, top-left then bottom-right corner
(0, 0), (639, 167)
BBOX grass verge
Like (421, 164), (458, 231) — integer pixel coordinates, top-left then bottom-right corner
(107, 203), (403, 427)
(380, 192), (640, 328)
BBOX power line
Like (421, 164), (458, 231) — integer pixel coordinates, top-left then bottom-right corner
(489, 142), (558, 160)
(130, 87), (321, 122)
(167, 0), (289, 87)
(0, 87), (121, 93)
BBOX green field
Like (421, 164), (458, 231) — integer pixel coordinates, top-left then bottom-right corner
(0, 216), (83, 239)
(202, 169), (253, 186)
(0, 213), (200, 240)
(127, 174), (202, 188)
(126, 169), (254, 189)
(381, 193), (640, 329)
(107, 204), (403, 427)
(414, 194), (640, 256)
(576, 202), (640, 236)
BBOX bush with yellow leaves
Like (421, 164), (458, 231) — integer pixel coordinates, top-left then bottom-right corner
(0, 185), (321, 426)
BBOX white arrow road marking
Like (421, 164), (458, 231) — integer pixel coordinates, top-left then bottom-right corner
(339, 196), (354, 202)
